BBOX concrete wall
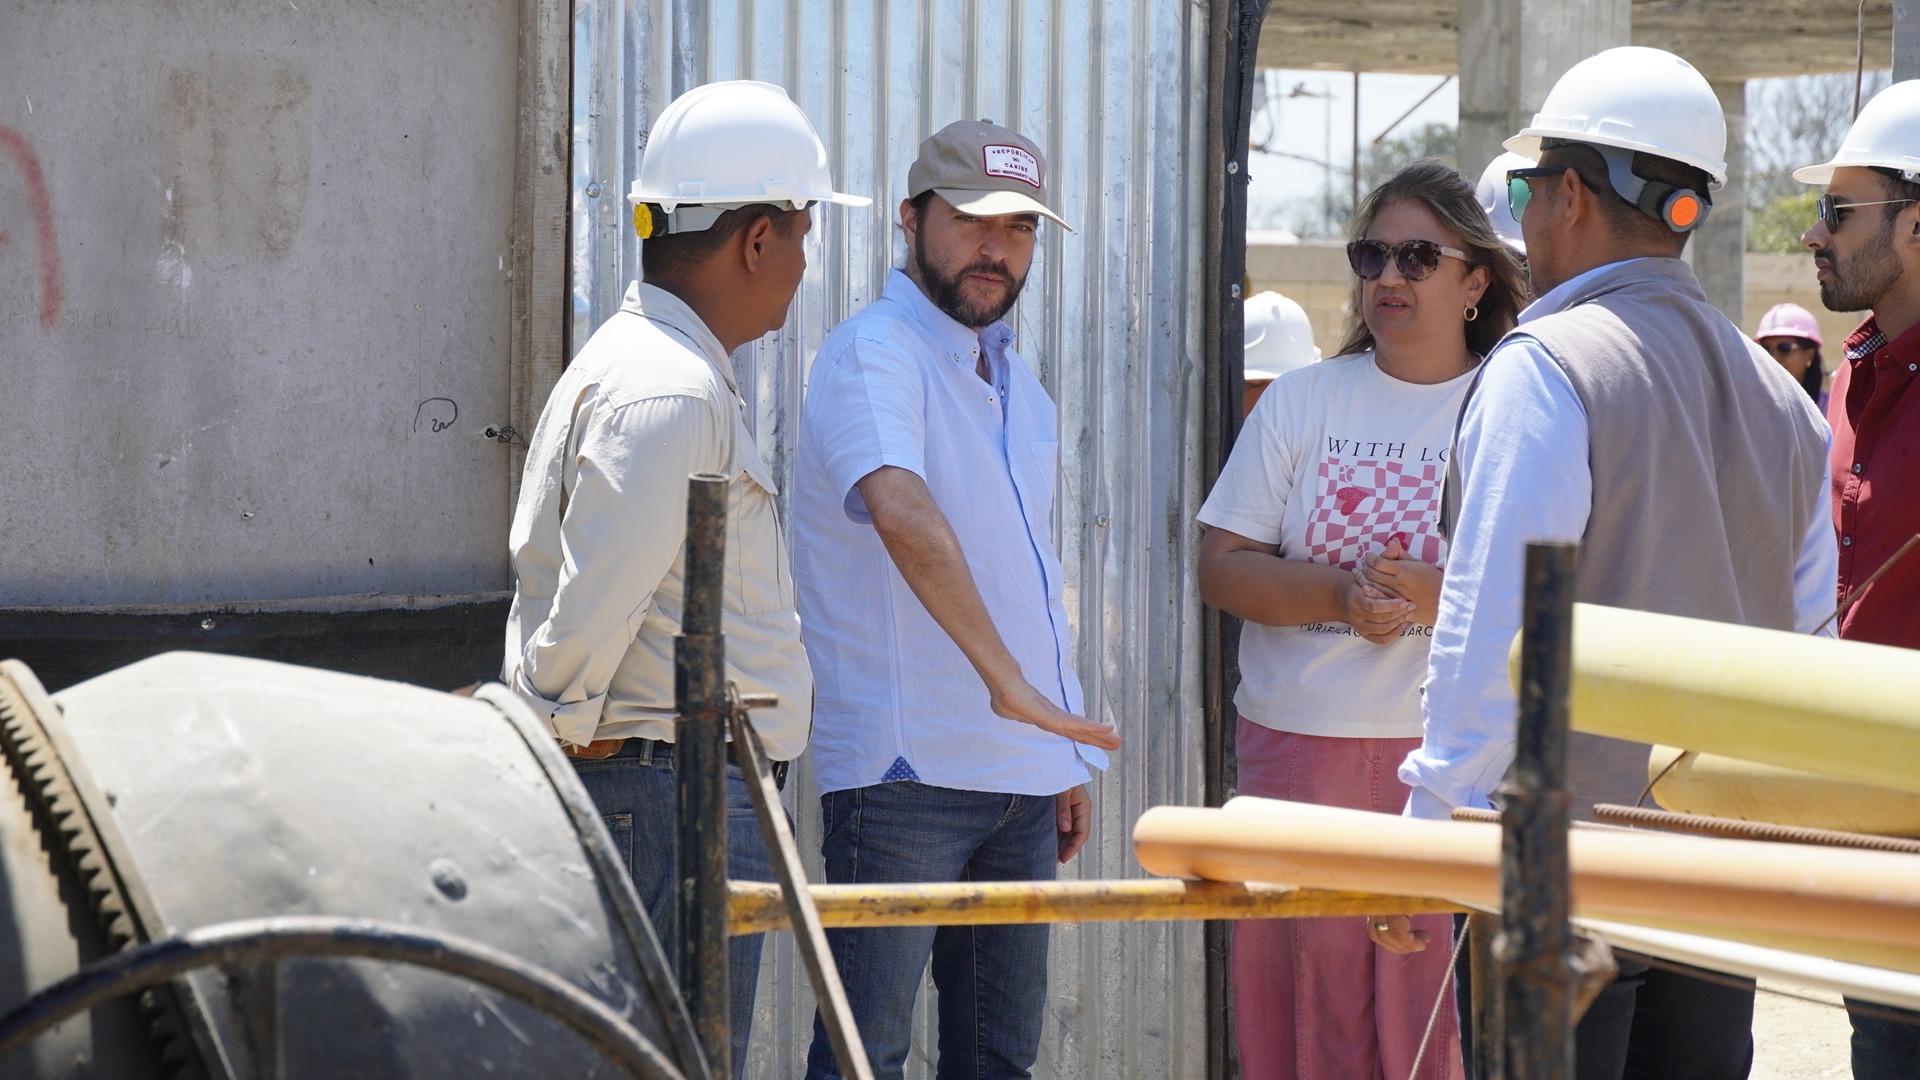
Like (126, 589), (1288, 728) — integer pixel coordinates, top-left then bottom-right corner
(0, 1), (521, 607)
(1249, 242), (1856, 381)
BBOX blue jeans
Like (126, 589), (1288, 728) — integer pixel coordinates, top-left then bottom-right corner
(570, 739), (773, 1080)
(1847, 998), (1920, 1080)
(804, 781), (1059, 1080)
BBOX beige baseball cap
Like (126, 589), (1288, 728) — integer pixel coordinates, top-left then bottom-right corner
(906, 120), (1073, 231)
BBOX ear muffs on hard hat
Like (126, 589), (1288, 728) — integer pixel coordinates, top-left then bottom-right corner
(1642, 183), (1708, 233)
(1585, 143), (1711, 233)
(633, 203), (657, 239)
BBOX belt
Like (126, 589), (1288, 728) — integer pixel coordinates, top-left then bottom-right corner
(564, 736), (788, 791)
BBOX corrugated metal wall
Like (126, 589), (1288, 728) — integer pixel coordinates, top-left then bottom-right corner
(571, 2), (1216, 1076)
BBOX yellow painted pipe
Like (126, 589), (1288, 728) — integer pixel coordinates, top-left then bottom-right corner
(1503, 604), (1920, 797)
(726, 878), (1462, 937)
(1647, 745), (1920, 836)
(1135, 799), (1920, 968)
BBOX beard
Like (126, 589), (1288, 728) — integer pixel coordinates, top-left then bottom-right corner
(1816, 219), (1903, 314)
(914, 241), (1028, 329)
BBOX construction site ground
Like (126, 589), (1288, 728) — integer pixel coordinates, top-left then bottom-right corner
(1753, 979), (1855, 1079)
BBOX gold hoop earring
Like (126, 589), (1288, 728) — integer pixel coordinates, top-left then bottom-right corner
(1464, 305), (1480, 322)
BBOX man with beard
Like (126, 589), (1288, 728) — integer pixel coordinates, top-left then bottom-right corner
(1795, 78), (1920, 1080)
(792, 120), (1120, 1080)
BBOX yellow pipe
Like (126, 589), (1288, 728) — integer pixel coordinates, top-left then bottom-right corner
(726, 879), (1462, 937)
(1135, 799), (1920, 971)
(1647, 745), (1920, 836)
(1506, 604), (1920, 796)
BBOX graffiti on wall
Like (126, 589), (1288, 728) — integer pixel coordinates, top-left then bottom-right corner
(0, 124), (62, 327)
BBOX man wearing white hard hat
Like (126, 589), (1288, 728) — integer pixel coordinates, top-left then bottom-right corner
(1391, 46), (1834, 1080)
(1242, 289), (1321, 413)
(501, 80), (867, 1078)
(1795, 77), (1920, 1080)
(794, 119), (1117, 1080)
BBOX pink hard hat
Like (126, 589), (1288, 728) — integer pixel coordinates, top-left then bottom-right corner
(1753, 303), (1823, 346)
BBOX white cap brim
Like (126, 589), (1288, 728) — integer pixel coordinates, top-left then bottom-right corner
(819, 191), (874, 207)
(1793, 161), (1838, 186)
(935, 188), (1074, 231)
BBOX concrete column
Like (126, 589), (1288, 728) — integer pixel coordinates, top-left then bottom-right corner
(1456, 0), (1630, 179)
(1897, 0), (1920, 81)
(1695, 79), (1748, 325)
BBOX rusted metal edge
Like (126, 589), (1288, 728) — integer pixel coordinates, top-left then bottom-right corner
(674, 475), (731, 1080)
(1496, 541), (1581, 1080)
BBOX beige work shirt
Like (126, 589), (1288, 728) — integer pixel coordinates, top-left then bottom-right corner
(503, 282), (811, 759)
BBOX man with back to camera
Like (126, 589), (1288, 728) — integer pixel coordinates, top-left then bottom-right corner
(792, 119), (1122, 1080)
(1377, 47), (1835, 1080)
(499, 80), (867, 1077)
(1794, 76), (1920, 1080)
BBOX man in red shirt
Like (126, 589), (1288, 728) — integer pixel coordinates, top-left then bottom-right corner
(1797, 78), (1920, 1080)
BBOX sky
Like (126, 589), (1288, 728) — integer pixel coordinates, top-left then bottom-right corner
(1246, 69), (1461, 236)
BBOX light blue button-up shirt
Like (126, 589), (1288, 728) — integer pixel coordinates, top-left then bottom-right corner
(794, 269), (1104, 796)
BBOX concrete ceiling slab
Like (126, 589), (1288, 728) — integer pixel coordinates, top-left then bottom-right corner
(1259, 0), (1892, 79)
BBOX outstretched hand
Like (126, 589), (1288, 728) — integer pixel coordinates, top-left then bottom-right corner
(992, 680), (1123, 751)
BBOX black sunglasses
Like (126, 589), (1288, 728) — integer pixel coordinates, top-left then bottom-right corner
(1764, 339), (1814, 358)
(1816, 193), (1919, 232)
(1345, 238), (1469, 282)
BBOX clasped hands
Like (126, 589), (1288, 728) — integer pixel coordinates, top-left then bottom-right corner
(1342, 537), (1442, 644)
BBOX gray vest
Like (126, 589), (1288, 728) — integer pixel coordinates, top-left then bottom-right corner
(1517, 259), (1829, 814)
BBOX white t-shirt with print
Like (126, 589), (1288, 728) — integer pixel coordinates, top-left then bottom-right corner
(1198, 350), (1477, 739)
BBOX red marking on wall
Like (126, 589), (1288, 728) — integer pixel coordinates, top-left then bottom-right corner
(0, 125), (63, 327)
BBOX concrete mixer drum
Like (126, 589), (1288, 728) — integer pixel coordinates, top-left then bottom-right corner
(0, 652), (708, 1079)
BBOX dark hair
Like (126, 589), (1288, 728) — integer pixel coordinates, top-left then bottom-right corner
(1536, 138), (1713, 253)
(906, 189), (938, 216)
(1799, 341), (1825, 400)
(1335, 158), (1529, 359)
(640, 203), (804, 280)
(1870, 166), (1920, 219)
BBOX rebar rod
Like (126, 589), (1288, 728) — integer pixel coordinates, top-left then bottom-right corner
(674, 472), (730, 1080)
(1497, 542), (1580, 1079)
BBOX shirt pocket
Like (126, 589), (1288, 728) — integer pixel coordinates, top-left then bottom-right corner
(731, 457), (792, 616)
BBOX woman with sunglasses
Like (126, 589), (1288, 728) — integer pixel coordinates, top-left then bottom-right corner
(1752, 302), (1827, 407)
(1197, 159), (1526, 1080)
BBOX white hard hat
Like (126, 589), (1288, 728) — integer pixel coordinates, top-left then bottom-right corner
(627, 81), (870, 235)
(1243, 291), (1320, 378)
(1475, 151), (1532, 255)
(1794, 80), (1920, 186)
(1505, 46), (1728, 190)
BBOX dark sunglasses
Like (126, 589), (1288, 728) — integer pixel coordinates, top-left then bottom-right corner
(1345, 238), (1469, 282)
(1815, 193), (1919, 232)
(1506, 166), (1564, 221)
(1764, 339), (1814, 358)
